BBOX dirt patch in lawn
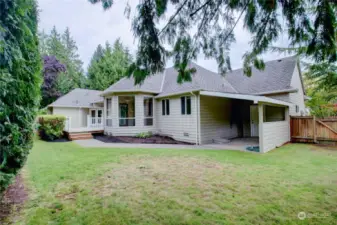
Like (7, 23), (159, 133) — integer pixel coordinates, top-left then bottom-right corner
(94, 134), (193, 145)
(93, 156), (231, 201)
(0, 175), (28, 223)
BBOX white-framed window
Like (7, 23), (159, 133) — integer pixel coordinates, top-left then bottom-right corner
(118, 96), (136, 126)
(162, 99), (170, 115)
(181, 96), (191, 115)
(106, 98), (112, 127)
(144, 97), (153, 126)
(296, 105), (299, 113)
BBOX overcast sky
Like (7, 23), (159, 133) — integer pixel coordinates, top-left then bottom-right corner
(38, 0), (290, 72)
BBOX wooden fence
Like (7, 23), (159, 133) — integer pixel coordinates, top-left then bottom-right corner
(291, 116), (337, 144)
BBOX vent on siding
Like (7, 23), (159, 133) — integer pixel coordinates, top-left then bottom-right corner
(183, 132), (189, 137)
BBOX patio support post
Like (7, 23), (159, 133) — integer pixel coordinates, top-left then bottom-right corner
(258, 103), (264, 153)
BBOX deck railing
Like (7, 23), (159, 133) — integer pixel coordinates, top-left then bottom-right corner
(87, 115), (104, 128)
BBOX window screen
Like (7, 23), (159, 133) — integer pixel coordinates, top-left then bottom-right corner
(162, 100), (165, 115)
(166, 99), (170, 115)
(186, 96), (191, 115)
(264, 105), (285, 122)
(181, 97), (185, 114)
(181, 96), (191, 115)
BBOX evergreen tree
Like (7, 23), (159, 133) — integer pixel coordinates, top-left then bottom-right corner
(39, 30), (49, 56)
(61, 27), (86, 90)
(88, 40), (132, 90)
(38, 26), (86, 95)
(90, 0), (337, 84)
(47, 26), (67, 61)
(90, 44), (105, 64)
(0, 0), (41, 192)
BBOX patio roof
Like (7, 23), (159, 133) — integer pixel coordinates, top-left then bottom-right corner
(200, 91), (293, 107)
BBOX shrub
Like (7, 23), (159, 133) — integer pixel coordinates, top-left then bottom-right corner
(0, 0), (41, 193)
(38, 115), (66, 141)
(136, 132), (153, 139)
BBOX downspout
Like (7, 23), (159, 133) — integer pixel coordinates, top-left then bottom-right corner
(190, 91), (199, 145)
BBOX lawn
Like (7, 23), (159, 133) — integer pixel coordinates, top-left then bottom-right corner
(7, 140), (337, 224)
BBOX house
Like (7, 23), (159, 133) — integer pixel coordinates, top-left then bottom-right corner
(48, 56), (306, 152)
(48, 89), (104, 132)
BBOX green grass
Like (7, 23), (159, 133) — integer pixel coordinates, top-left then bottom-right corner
(10, 140), (337, 224)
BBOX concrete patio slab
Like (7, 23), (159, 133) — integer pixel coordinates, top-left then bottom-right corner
(74, 138), (259, 152)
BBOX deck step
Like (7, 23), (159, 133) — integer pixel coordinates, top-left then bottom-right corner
(68, 132), (93, 141)
(213, 138), (231, 144)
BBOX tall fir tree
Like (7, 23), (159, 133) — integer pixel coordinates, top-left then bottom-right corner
(59, 27), (86, 93)
(90, 44), (105, 64)
(87, 39), (132, 90)
(47, 26), (67, 61)
(38, 26), (86, 95)
(38, 30), (49, 56)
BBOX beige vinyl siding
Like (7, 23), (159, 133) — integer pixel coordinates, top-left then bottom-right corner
(199, 96), (238, 144)
(259, 104), (290, 153)
(104, 94), (156, 136)
(155, 95), (197, 143)
(268, 65), (305, 116)
(53, 107), (88, 128)
(289, 64), (306, 116)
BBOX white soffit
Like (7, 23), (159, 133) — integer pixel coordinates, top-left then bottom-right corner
(200, 91), (293, 107)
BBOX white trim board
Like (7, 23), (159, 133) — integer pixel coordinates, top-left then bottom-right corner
(200, 91), (293, 107)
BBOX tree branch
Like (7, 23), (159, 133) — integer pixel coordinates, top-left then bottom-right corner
(221, 0), (250, 44)
(158, 0), (189, 36)
(189, 0), (212, 17)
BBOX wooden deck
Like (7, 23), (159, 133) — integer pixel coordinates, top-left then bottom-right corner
(64, 127), (103, 140)
(64, 127), (104, 133)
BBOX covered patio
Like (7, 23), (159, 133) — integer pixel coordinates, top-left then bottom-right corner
(198, 91), (293, 153)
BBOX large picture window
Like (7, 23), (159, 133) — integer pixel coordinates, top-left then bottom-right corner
(181, 96), (191, 115)
(119, 96), (135, 126)
(106, 98), (112, 127)
(162, 99), (170, 115)
(144, 97), (153, 126)
(264, 105), (286, 122)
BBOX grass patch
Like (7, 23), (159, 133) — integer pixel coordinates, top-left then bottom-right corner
(9, 140), (337, 224)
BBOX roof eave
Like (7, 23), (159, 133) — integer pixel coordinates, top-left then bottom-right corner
(101, 90), (159, 97)
(253, 88), (298, 96)
(200, 91), (293, 107)
(154, 89), (203, 99)
(48, 105), (103, 108)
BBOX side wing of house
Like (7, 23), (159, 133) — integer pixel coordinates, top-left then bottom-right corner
(104, 94), (157, 136)
(103, 93), (198, 144)
(155, 94), (198, 143)
(52, 107), (89, 128)
(288, 63), (306, 115)
(268, 63), (306, 116)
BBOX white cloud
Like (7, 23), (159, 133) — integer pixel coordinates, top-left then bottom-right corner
(38, 0), (291, 73)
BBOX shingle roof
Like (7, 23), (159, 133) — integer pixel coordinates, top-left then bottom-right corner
(225, 56), (297, 94)
(157, 62), (237, 97)
(102, 56), (297, 97)
(102, 72), (164, 95)
(49, 88), (103, 108)
(52, 56), (298, 106)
